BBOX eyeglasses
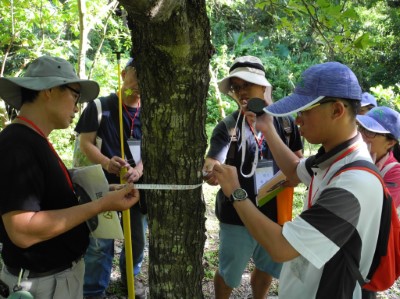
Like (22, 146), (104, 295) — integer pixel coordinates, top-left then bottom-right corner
(357, 125), (389, 139)
(64, 85), (81, 104)
(230, 82), (254, 93)
(297, 100), (337, 117)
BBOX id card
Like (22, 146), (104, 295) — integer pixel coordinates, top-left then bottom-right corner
(127, 138), (141, 165)
(254, 159), (274, 194)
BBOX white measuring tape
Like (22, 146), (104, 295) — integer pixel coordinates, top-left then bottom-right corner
(133, 183), (204, 190)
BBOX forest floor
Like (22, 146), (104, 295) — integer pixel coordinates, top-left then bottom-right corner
(105, 183), (399, 299)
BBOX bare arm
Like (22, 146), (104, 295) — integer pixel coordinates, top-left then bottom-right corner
(2, 184), (139, 248)
(213, 163), (300, 262)
(79, 132), (110, 170)
(79, 132), (142, 183)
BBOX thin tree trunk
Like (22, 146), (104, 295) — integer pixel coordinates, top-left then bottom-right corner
(119, 1), (212, 298)
(77, 0), (88, 78)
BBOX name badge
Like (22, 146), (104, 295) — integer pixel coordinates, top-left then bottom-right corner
(254, 159), (274, 194)
(127, 138), (141, 165)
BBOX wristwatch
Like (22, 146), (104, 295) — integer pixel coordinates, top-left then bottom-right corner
(229, 188), (248, 203)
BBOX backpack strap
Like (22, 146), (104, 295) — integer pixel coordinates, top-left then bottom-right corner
(329, 160), (392, 287)
(380, 162), (398, 177)
(94, 98), (102, 126)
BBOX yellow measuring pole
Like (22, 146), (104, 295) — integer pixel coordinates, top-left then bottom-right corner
(117, 54), (135, 299)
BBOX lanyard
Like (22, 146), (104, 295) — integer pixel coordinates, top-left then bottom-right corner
(239, 115), (260, 178)
(16, 116), (74, 191)
(123, 100), (140, 138)
(248, 121), (264, 157)
(307, 143), (361, 209)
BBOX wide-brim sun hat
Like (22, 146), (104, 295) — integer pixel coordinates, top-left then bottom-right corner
(356, 106), (400, 140)
(218, 56), (272, 95)
(264, 61), (362, 117)
(361, 92), (377, 107)
(0, 55), (100, 110)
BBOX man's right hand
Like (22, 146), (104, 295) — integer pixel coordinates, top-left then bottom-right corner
(99, 183), (139, 212)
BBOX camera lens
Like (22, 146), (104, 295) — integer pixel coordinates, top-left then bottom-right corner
(247, 98), (266, 116)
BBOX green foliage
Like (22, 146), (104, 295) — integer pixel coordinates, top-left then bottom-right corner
(0, 102), (8, 128)
(293, 184), (307, 218)
(203, 249), (219, 279)
(48, 117), (78, 169)
(2, 0), (400, 161)
(0, 0), (132, 160)
(370, 85), (400, 110)
(351, 2), (400, 90)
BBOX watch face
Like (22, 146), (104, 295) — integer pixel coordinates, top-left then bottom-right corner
(233, 188), (247, 200)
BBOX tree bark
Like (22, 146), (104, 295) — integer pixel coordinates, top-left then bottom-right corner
(118, 1), (212, 298)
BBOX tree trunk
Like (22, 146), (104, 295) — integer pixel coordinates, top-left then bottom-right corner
(119, 1), (212, 298)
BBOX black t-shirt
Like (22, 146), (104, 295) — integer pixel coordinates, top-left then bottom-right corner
(75, 93), (142, 184)
(75, 94), (147, 213)
(0, 124), (89, 272)
(207, 111), (303, 225)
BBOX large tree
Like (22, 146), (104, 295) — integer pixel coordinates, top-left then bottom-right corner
(118, 1), (212, 298)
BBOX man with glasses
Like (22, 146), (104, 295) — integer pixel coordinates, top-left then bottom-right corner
(0, 55), (139, 299)
(75, 58), (146, 299)
(213, 61), (384, 299)
(202, 56), (303, 299)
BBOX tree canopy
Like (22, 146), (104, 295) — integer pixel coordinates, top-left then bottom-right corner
(1, 0), (400, 130)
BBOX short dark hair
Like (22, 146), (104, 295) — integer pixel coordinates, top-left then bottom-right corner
(20, 87), (40, 105)
(342, 98), (361, 117)
(323, 97), (360, 118)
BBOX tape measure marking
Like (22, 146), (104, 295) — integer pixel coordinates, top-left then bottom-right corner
(134, 183), (204, 190)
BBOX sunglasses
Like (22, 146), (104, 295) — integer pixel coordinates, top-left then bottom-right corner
(297, 100), (337, 117)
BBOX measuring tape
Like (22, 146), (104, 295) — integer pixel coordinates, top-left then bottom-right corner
(118, 182), (204, 190)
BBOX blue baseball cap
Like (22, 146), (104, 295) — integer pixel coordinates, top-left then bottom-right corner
(356, 106), (400, 140)
(361, 92), (377, 107)
(264, 62), (362, 116)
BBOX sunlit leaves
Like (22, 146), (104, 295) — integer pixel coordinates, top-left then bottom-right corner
(354, 33), (373, 49)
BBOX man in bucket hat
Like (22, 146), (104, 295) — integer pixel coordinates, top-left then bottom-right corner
(203, 56), (303, 299)
(213, 61), (383, 299)
(0, 55), (140, 299)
